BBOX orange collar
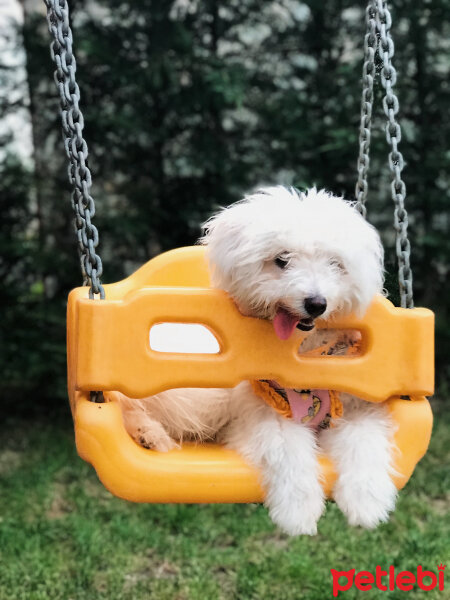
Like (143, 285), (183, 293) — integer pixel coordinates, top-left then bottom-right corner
(249, 337), (360, 427)
(251, 380), (343, 429)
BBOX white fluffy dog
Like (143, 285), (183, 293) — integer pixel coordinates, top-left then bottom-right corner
(118, 186), (398, 535)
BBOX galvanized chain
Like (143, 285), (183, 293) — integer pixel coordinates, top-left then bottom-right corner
(354, 2), (377, 219)
(375, 0), (413, 308)
(43, 0), (104, 299)
(355, 0), (413, 308)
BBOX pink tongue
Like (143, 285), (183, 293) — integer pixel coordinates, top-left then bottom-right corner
(273, 308), (299, 340)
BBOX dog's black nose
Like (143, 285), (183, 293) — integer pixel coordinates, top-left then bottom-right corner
(304, 295), (327, 317)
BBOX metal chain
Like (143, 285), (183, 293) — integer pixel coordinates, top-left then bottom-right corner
(43, 0), (104, 299)
(354, 2), (377, 219)
(375, 0), (413, 308)
(44, 0), (413, 307)
(355, 0), (414, 308)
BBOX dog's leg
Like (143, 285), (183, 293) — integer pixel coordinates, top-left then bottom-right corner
(223, 383), (325, 536)
(117, 394), (179, 452)
(320, 396), (397, 528)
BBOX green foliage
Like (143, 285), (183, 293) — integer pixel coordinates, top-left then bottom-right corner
(1, 0), (449, 404)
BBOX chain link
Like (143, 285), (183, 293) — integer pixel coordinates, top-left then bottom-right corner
(375, 0), (413, 308)
(43, 0), (104, 299)
(354, 2), (377, 219)
(356, 0), (414, 308)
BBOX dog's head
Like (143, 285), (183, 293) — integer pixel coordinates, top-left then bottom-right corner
(201, 187), (384, 339)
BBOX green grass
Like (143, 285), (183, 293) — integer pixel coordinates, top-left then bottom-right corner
(0, 400), (448, 600)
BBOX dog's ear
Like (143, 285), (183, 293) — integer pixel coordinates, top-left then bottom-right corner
(346, 209), (385, 315)
(200, 204), (250, 290)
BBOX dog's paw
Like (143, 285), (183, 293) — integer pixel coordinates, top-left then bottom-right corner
(333, 476), (397, 529)
(133, 427), (179, 452)
(269, 508), (318, 536)
(267, 487), (325, 536)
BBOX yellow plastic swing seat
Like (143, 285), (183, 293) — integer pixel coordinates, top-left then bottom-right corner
(67, 246), (434, 503)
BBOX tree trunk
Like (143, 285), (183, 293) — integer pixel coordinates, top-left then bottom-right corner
(19, 0), (49, 297)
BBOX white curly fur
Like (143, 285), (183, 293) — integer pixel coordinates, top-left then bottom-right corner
(117, 186), (398, 535)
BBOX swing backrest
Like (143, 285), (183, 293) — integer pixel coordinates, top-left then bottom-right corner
(68, 246), (434, 411)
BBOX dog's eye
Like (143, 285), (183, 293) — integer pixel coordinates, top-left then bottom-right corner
(274, 256), (290, 269)
(330, 258), (346, 272)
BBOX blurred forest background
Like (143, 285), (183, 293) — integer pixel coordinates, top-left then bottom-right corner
(1, 0), (449, 411)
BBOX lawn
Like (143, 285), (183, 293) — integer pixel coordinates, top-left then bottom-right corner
(0, 399), (448, 600)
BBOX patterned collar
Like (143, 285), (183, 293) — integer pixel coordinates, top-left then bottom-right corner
(251, 380), (343, 430)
